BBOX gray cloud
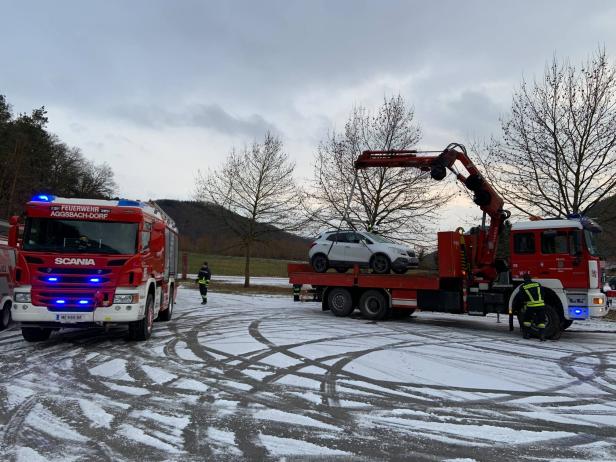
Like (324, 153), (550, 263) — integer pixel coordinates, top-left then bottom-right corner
(114, 104), (276, 138)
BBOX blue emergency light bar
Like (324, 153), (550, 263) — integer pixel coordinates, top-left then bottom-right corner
(89, 277), (101, 283)
(118, 199), (143, 207)
(78, 300), (89, 305)
(31, 194), (56, 202)
(47, 277), (59, 282)
(56, 299), (66, 305)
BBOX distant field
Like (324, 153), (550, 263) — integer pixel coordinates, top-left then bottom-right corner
(183, 252), (301, 277)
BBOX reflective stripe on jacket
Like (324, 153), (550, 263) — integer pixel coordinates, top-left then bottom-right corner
(522, 282), (545, 308)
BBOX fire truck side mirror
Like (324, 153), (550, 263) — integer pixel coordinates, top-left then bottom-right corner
(8, 216), (20, 248)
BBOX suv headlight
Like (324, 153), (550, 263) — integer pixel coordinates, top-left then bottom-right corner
(15, 292), (31, 303)
(113, 294), (139, 304)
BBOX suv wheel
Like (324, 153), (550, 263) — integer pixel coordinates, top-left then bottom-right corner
(311, 254), (329, 273)
(370, 254), (391, 274)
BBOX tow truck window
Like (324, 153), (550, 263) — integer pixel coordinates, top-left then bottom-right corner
(513, 233), (535, 254)
(23, 218), (138, 255)
(541, 231), (570, 254)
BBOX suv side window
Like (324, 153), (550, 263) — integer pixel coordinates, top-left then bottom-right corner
(513, 233), (535, 254)
(346, 233), (363, 244)
(541, 231), (569, 254)
(326, 233), (347, 243)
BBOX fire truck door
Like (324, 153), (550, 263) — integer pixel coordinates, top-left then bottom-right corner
(538, 230), (580, 286)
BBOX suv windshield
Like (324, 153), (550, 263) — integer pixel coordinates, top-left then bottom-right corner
(23, 218), (139, 255)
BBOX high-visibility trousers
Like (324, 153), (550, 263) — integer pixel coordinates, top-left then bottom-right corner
(199, 280), (209, 301)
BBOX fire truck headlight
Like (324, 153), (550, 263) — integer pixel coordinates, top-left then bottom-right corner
(592, 297), (605, 305)
(15, 292), (31, 303)
(114, 294), (139, 304)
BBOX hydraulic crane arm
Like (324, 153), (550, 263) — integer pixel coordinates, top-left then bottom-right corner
(354, 143), (510, 279)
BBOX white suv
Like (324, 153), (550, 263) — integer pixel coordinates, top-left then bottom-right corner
(309, 230), (418, 274)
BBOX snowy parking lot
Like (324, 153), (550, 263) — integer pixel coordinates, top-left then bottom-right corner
(1, 287), (616, 461)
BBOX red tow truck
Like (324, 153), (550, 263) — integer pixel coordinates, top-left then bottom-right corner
(8, 195), (179, 342)
(288, 143), (609, 339)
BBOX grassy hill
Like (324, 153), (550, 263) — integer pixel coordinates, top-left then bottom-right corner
(156, 199), (311, 260)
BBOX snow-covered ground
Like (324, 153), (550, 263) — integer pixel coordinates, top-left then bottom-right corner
(1, 287), (616, 461)
(187, 274), (290, 287)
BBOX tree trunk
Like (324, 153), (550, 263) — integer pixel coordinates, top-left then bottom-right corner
(243, 241), (251, 288)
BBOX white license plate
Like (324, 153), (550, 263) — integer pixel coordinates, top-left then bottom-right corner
(56, 314), (87, 323)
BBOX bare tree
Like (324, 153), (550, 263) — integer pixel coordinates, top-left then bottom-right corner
(310, 95), (451, 244)
(479, 49), (616, 220)
(195, 132), (305, 287)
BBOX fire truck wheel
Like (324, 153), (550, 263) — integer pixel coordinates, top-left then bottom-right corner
(21, 327), (52, 342)
(359, 290), (389, 320)
(544, 304), (562, 340)
(0, 302), (11, 331)
(158, 287), (174, 322)
(370, 254), (391, 274)
(129, 293), (154, 341)
(327, 288), (354, 317)
(311, 254), (329, 273)
(562, 319), (574, 330)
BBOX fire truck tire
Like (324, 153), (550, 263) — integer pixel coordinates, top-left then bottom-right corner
(129, 293), (154, 341)
(0, 302), (11, 331)
(327, 288), (354, 317)
(157, 286), (174, 322)
(359, 290), (389, 320)
(311, 254), (329, 273)
(21, 327), (52, 342)
(370, 254), (391, 274)
(544, 304), (562, 340)
(562, 319), (573, 330)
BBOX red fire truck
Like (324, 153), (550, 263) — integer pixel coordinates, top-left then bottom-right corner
(288, 143), (609, 339)
(8, 196), (179, 342)
(0, 240), (16, 331)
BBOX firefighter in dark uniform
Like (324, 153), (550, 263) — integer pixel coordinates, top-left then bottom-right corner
(197, 261), (211, 305)
(520, 273), (547, 341)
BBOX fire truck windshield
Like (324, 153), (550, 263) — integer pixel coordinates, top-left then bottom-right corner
(584, 229), (600, 256)
(23, 218), (138, 255)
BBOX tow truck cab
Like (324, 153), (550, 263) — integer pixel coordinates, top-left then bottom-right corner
(509, 216), (607, 320)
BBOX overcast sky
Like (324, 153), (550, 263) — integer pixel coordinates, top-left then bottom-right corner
(2, 0), (616, 230)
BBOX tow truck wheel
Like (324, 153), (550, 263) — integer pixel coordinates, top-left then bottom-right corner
(157, 286), (174, 322)
(129, 293), (154, 341)
(0, 302), (11, 331)
(21, 327), (52, 342)
(311, 254), (329, 273)
(359, 290), (389, 320)
(370, 254), (391, 274)
(327, 288), (354, 317)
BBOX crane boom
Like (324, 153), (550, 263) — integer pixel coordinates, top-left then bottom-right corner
(354, 143), (509, 280)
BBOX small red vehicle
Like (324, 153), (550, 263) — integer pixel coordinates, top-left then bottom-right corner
(289, 144), (609, 339)
(9, 196), (179, 342)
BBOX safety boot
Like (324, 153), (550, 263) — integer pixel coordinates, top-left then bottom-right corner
(522, 327), (530, 339)
(539, 330), (545, 342)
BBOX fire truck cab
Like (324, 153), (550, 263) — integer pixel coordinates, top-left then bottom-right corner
(9, 196), (179, 342)
(509, 217), (607, 322)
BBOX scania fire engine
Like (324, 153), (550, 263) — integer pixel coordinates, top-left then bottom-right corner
(9, 195), (179, 342)
(288, 143), (608, 339)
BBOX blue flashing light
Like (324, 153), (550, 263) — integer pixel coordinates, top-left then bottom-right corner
(56, 299), (66, 305)
(32, 194), (56, 202)
(78, 300), (89, 305)
(89, 277), (101, 283)
(118, 199), (143, 207)
(47, 277), (59, 282)
(574, 308), (582, 315)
